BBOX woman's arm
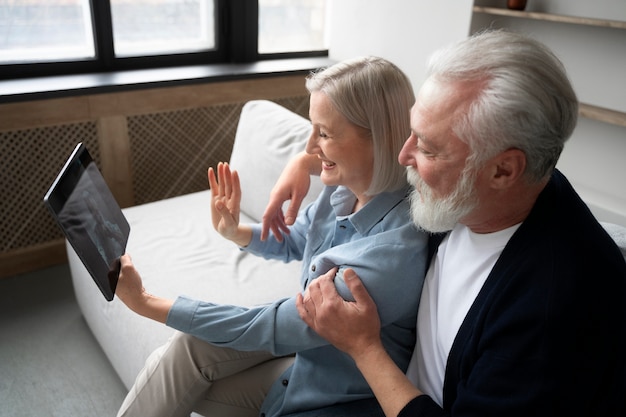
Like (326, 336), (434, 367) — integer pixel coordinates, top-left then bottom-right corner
(115, 254), (173, 323)
(261, 151), (321, 241)
(297, 269), (423, 417)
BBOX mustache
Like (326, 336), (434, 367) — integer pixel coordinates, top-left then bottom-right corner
(405, 166), (422, 190)
(404, 165), (478, 233)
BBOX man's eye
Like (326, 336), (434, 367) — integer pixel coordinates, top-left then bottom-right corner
(417, 146), (434, 157)
(319, 132), (328, 138)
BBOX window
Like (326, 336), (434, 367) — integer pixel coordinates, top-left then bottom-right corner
(110, 0), (216, 58)
(0, 0), (96, 64)
(0, 0), (327, 80)
(258, 0), (327, 54)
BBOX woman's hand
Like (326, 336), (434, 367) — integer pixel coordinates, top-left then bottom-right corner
(116, 254), (172, 323)
(261, 152), (321, 242)
(208, 162), (251, 247)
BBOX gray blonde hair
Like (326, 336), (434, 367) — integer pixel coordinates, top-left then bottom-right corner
(306, 56), (415, 195)
(428, 30), (578, 183)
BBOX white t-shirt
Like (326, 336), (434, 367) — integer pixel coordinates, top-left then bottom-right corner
(406, 222), (520, 406)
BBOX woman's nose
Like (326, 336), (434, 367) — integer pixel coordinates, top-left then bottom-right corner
(306, 133), (319, 155)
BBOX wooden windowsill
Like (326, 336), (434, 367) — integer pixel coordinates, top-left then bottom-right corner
(0, 57), (335, 105)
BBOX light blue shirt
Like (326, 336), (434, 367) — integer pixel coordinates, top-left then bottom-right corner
(167, 185), (428, 416)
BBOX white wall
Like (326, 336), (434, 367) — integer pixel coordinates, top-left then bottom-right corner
(327, 0), (474, 93)
(327, 0), (626, 226)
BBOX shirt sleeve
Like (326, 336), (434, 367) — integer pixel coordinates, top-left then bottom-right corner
(166, 294), (328, 355)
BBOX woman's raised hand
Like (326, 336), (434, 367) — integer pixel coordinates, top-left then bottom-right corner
(208, 162), (251, 246)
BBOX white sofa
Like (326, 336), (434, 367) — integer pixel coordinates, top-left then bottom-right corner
(69, 100), (323, 393)
(69, 100), (626, 413)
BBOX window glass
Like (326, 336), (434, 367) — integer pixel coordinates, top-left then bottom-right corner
(258, 0), (327, 54)
(0, 0), (95, 64)
(110, 0), (216, 57)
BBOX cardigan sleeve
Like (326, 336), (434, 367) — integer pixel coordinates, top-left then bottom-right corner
(398, 396), (445, 417)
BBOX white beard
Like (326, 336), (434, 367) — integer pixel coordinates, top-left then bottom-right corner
(406, 166), (478, 233)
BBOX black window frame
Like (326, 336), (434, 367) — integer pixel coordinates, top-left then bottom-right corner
(0, 0), (328, 81)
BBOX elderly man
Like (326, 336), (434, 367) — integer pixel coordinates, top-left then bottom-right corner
(263, 30), (626, 417)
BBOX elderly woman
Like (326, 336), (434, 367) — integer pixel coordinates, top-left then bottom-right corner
(114, 56), (428, 417)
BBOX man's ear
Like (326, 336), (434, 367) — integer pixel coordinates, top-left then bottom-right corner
(490, 148), (526, 189)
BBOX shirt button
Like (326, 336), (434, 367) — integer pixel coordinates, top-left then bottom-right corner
(311, 265), (316, 272)
(282, 379), (289, 386)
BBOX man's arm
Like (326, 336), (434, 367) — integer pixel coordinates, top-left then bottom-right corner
(261, 151), (321, 241)
(297, 268), (423, 417)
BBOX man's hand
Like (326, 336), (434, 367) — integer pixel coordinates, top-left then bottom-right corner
(261, 152), (321, 242)
(296, 268), (382, 357)
(298, 268), (423, 417)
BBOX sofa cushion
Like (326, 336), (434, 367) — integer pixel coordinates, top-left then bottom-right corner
(601, 222), (626, 260)
(229, 100), (323, 222)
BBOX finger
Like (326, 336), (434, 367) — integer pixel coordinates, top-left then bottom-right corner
(218, 162), (231, 199)
(261, 204), (283, 241)
(306, 277), (324, 306)
(270, 219), (286, 243)
(220, 162), (232, 198)
(342, 268), (374, 305)
(283, 199), (300, 226)
(120, 253), (132, 268)
(208, 167), (218, 197)
(296, 292), (312, 323)
(317, 267), (340, 298)
(230, 169), (242, 208)
(274, 215), (291, 236)
(284, 183), (308, 225)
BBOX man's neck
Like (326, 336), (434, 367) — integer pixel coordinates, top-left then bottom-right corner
(462, 180), (547, 234)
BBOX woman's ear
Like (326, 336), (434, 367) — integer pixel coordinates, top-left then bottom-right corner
(490, 148), (527, 189)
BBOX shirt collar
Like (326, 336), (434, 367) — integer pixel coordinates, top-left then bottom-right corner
(330, 185), (411, 235)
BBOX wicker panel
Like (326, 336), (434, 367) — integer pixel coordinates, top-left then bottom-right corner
(128, 103), (242, 205)
(273, 96), (310, 120)
(128, 97), (309, 205)
(0, 122), (99, 253)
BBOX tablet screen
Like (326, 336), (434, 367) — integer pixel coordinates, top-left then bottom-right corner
(44, 143), (130, 301)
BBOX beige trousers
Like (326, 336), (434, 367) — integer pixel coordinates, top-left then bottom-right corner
(117, 331), (295, 417)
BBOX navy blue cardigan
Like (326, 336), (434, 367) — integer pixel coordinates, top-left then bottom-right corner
(400, 170), (626, 417)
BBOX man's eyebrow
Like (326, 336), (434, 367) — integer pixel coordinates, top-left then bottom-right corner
(413, 131), (430, 144)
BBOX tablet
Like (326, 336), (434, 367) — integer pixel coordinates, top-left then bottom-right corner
(44, 143), (130, 301)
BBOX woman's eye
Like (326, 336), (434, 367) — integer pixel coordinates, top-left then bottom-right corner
(319, 131), (328, 138)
